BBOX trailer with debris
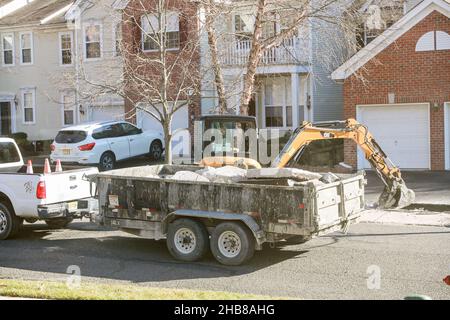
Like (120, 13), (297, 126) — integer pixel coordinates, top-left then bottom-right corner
(93, 165), (366, 266)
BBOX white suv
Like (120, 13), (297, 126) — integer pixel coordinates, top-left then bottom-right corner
(50, 121), (164, 171)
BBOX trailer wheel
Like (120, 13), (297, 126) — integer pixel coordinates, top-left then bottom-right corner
(210, 222), (255, 266)
(167, 218), (209, 262)
(45, 217), (73, 229)
(0, 203), (22, 240)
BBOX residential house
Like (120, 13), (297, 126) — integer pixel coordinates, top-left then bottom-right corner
(65, 0), (125, 122)
(0, 0), (125, 145)
(0, 0), (75, 142)
(332, 0), (450, 171)
(116, 0), (201, 157)
(199, 1), (351, 135)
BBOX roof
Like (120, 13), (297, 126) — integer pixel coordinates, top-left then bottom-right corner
(0, 0), (73, 27)
(332, 0), (450, 80)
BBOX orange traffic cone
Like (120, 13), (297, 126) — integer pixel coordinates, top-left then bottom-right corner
(55, 159), (63, 172)
(44, 158), (51, 174)
(26, 160), (34, 174)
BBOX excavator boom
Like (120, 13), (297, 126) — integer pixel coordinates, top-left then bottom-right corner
(273, 119), (415, 209)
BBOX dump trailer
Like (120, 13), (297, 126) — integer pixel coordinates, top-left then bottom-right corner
(93, 165), (365, 266)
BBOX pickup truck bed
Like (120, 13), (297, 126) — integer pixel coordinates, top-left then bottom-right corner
(95, 165), (365, 265)
(0, 137), (98, 239)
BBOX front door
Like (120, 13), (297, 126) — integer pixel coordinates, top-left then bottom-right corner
(0, 102), (12, 136)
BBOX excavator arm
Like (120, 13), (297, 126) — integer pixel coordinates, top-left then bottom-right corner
(272, 119), (415, 208)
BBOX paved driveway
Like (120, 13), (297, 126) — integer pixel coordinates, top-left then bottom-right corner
(0, 221), (449, 299)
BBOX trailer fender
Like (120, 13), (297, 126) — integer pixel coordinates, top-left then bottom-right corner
(164, 209), (265, 246)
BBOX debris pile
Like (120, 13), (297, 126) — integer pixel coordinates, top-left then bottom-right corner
(171, 171), (210, 183)
(162, 165), (344, 186)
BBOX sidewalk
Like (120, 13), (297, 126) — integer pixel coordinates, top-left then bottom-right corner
(359, 209), (450, 227)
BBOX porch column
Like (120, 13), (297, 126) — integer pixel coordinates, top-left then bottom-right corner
(290, 73), (299, 128)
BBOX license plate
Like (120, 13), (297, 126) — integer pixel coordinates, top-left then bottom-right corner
(68, 201), (78, 211)
(63, 149), (71, 155)
(111, 219), (120, 226)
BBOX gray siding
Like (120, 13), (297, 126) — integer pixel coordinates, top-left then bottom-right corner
(310, 17), (345, 122)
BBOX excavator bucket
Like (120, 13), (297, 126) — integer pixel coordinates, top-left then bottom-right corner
(378, 181), (415, 209)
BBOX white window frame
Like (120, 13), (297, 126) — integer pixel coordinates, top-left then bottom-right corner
(60, 92), (76, 126)
(262, 78), (292, 130)
(141, 11), (180, 53)
(1, 32), (15, 67)
(58, 31), (73, 66)
(113, 22), (122, 56)
(19, 31), (33, 65)
(83, 22), (103, 61)
(21, 87), (36, 125)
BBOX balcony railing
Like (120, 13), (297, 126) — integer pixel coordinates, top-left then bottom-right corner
(220, 37), (309, 66)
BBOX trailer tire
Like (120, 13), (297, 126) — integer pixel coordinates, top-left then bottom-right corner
(167, 218), (209, 262)
(45, 217), (73, 229)
(0, 202), (22, 240)
(210, 222), (255, 266)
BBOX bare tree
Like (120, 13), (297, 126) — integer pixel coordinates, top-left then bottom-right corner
(67, 0), (201, 164)
(200, 0), (367, 115)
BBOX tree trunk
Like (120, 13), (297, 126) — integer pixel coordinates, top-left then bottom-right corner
(205, 1), (227, 114)
(163, 120), (172, 165)
(239, 0), (266, 115)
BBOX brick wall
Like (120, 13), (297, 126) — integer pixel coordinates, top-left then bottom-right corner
(343, 10), (450, 170)
(122, 0), (201, 139)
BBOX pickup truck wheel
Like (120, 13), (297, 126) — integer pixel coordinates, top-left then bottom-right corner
(210, 222), (255, 266)
(99, 152), (115, 171)
(45, 218), (73, 229)
(149, 140), (163, 161)
(0, 203), (21, 240)
(167, 218), (209, 262)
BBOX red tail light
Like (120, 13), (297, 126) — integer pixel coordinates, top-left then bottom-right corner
(36, 181), (46, 200)
(50, 144), (55, 152)
(78, 142), (96, 151)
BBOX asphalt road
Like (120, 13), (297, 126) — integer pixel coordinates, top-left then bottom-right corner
(0, 221), (449, 300)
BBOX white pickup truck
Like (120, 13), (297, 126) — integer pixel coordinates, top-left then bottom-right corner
(0, 137), (98, 239)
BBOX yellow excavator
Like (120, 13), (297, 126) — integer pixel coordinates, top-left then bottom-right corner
(199, 117), (415, 209)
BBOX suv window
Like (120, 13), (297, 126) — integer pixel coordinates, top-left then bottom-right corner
(92, 124), (124, 139)
(0, 142), (20, 164)
(55, 130), (87, 144)
(121, 123), (141, 136)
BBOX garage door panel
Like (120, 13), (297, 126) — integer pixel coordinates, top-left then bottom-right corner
(357, 104), (430, 169)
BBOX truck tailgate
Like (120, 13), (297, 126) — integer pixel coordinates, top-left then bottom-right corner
(312, 174), (365, 233)
(42, 167), (98, 204)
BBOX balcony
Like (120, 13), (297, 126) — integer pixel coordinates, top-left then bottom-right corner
(220, 37), (309, 66)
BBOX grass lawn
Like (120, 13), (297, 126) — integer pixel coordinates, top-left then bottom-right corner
(0, 279), (278, 300)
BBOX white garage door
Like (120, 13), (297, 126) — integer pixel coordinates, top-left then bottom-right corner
(357, 104), (430, 169)
(137, 105), (191, 157)
(90, 106), (124, 122)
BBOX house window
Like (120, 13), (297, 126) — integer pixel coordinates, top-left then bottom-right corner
(61, 92), (75, 126)
(21, 88), (35, 124)
(84, 24), (102, 59)
(1, 33), (14, 66)
(264, 78), (292, 128)
(20, 32), (33, 64)
(114, 23), (122, 56)
(141, 11), (180, 51)
(234, 14), (254, 42)
(59, 32), (73, 65)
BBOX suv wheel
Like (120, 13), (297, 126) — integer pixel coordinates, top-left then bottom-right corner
(99, 152), (115, 171)
(149, 140), (163, 161)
